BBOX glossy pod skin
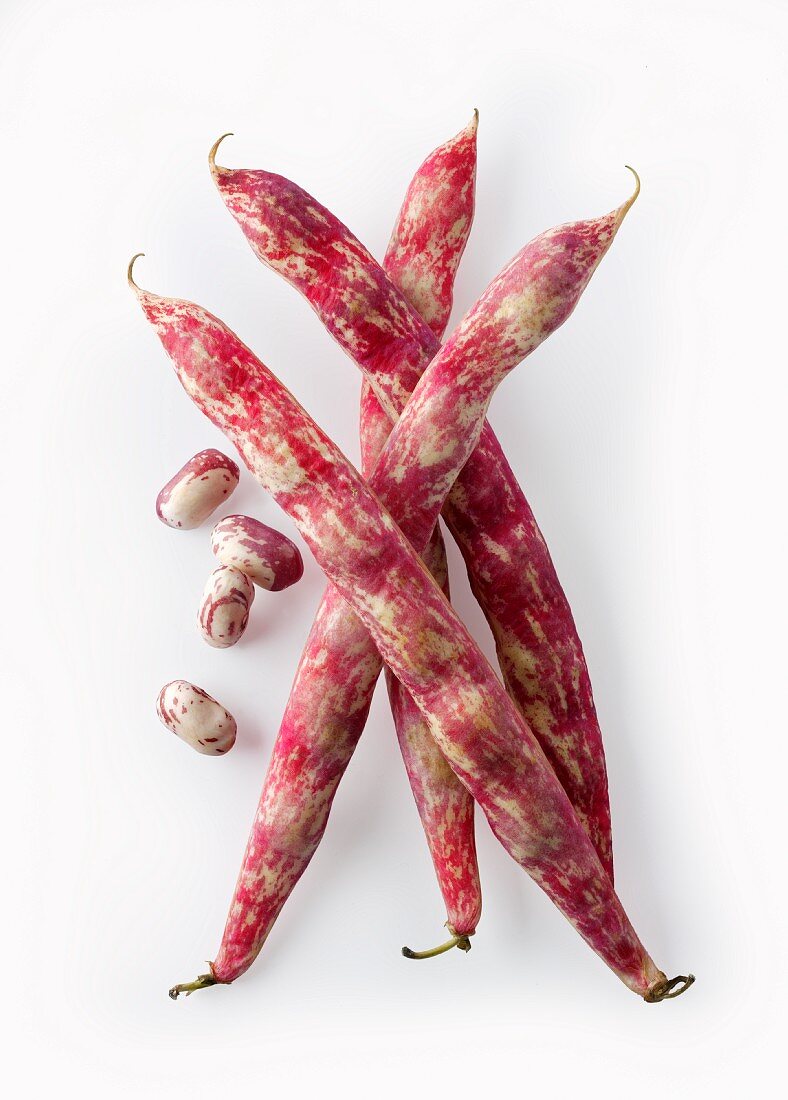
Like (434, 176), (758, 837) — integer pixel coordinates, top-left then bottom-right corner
(198, 565), (255, 648)
(211, 514), (303, 591)
(156, 680), (237, 755)
(361, 115), (481, 949)
(211, 138), (617, 875)
(156, 448), (239, 529)
(132, 190), (691, 1001)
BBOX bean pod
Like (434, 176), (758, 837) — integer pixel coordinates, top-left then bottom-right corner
(362, 114), (482, 954)
(384, 110), (478, 334)
(156, 448), (239, 529)
(156, 680), (237, 755)
(198, 565), (255, 648)
(130, 185), (693, 1002)
(211, 515), (303, 591)
(211, 141), (620, 874)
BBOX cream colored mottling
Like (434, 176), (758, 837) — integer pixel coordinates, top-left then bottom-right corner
(418, 435), (460, 469)
(501, 632), (540, 683)
(449, 682), (497, 729)
(319, 508), (370, 553)
(417, 627), (463, 667)
(259, 436), (312, 496)
(571, 664), (582, 693)
(523, 607), (549, 648)
(523, 699), (557, 737)
(478, 532), (512, 566)
(358, 591), (399, 636)
(304, 204), (330, 226)
(524, 562), (546, 605)
(492, 284), (541, 332)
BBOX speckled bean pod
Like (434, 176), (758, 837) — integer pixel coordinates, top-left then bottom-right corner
(212, 137), (622, 876)
(132, 189), (683, 999)
(156, 680), (236, 755)
(211, 514), (303, 591)
(361, 388), (479, 944)
(361, 116), (481, 945)
(198, 565), (255, 648)
(383, 111), (478, 334)
(156, 448), (239, 529)
(190, 187), (631, 983)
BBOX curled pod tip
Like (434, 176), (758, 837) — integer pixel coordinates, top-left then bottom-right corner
(603, 165), (642, 241)
(614, 165), (641, 227)
(209, 132), (234, 175)
(622, 165), (641, 211)
(127, 252), (145, 292)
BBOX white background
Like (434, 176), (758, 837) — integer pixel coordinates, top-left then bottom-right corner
(2, 0), (785, 1095)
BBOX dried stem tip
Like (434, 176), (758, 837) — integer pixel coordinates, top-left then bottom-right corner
(621, 165), (641, 214)
(644, 973), (695, 1002)
(209, 132), (234, 173)
(127, 252), (145, 291)
(402, 933), (473, 960)
(168, 972), (218, 999)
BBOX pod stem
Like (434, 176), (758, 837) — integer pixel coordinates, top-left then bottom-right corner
(127, 252), (145, 291)
(644, 973), (695, 1002)
(623, 165), (641, 207)
(402, 933), (473, 960)
(168, 972), (218, 1000)
(209, 132), (234, 174)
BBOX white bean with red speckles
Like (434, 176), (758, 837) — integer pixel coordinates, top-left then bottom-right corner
(156, 448), (240, 529)
(156, 680), (236, 755)
(210, 514), (304, 590)
(198, 566), (255, 648)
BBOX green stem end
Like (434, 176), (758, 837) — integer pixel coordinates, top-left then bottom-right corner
(169, 972), (218, 1000)
(402, 934), (473, 960)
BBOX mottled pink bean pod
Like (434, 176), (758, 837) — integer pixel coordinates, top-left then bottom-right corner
(149, 179), (634, 988)
(361, 396), (480, 945)
(362, 115), (481, 948)
(384, 110), (478, 333)
(212, 141), (620, 875)
(189, 191), (632, 984)
(198, 565), (255, 648)
(156, 680), (237, 755)
(156, 448), (239, 529)
(211, 514), (303, 591)
(132, 192), (690, 1000)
